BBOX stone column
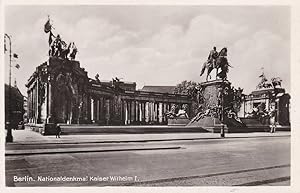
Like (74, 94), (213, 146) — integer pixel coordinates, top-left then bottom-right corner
(159, 102), (163, 123)
(154, 102), (157, 122)
(46, 76), (53, 123)
(155, 102), (157, 122)
(124, 100), (127, 125)
(149, 102), (152, 122)
(105, 99), (110, 125)
(86, 95), (91, 122)
(136, 101), (139, 123)
(31, 87), (34, 123)
(97, 99), (100, 121)
(27, 91), (31, 122)
(163, 103), (167, 122)
(131, 101), (135, 123)
(100, 97), (104, 121)
(139, 102), (142, 122)
(91, 98), (94, 123)
(33, 85), (36, 123)
(31, 88), (34, 122)
(36, 79), (39, 123)
(44, 80), (48, 123)
(152, 102), (155, 122)
(93, 98), (96, 121)
(33, 87), (36, 122)
(142, 102), (145, 123)
(145, 102), (149, 123)
(127, 101), (131, 124)
(120, 99), (123, 123)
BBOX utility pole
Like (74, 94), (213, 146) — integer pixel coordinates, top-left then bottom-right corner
(220, 81), (225, 138)
(4, 33), (13, 142)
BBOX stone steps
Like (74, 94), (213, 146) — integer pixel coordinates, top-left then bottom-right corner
(27, 124), (209, 135)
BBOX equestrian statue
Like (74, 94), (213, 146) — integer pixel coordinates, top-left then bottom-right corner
(200, 47), (231, 81)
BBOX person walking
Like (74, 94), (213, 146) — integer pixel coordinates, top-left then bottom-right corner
(269, 107), (277, 133)
(56, 124), (61, 138)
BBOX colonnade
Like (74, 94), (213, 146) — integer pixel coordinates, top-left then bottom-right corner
(90, 96), (189, 125)
(121, 100), (188, 125)
(27, 80), (39, 123)
(90, 97), (111, 124)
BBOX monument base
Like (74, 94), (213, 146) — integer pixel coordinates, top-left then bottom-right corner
(168, 117), (190, 126)
(185, 79), (230, 133)
(26, 123), (57, 135)
(186, 116), (228, 133)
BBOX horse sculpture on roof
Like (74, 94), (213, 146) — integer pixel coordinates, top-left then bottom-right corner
(256, 73), (282, 90)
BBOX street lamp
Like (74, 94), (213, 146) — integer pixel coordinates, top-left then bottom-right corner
(220, 82), (225, 138)
(4, 33), (13, 142)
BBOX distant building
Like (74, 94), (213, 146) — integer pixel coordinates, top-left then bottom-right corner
(239, 85), (290, 126)
(23, 96), (28, 122)
(5, 84), (25, 129)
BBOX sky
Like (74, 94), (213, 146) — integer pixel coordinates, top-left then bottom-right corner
(4, 5), (290, 95)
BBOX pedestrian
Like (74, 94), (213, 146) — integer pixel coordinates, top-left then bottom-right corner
(56, 124), (61, 138)
(269, 107), (277, 133)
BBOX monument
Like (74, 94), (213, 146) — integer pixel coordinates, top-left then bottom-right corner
(25, 18), (289, 135)
(186, 47), (243, 133)
(26, 17), (193, 135)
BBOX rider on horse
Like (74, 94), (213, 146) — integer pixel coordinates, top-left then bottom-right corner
(200, 46), (230, 81)
(208, 46), (218, 68)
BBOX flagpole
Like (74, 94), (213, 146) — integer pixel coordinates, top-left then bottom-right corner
(4, 33), (13, 142)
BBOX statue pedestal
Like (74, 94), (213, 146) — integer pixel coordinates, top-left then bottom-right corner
(200, 79), (230, 111)
(186, 116), (228, 133)
(168, 117), (190, 126)
(186, 79), (230, 133)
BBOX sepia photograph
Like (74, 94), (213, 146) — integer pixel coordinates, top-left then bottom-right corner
(3, 3), (293, 189)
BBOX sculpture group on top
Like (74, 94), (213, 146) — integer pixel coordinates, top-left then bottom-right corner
(200, 46), (232, 81)
(44, 17), (78, 60)
(256, 71), (282, 90)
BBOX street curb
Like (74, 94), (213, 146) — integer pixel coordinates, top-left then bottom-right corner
(7, 134), (291, 146)
(5, 146), (181, 156)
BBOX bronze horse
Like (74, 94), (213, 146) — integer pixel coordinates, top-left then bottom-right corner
(200, 47), (229, 81)
(271, 77), (282, 88)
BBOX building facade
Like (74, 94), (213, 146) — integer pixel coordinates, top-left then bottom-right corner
(5, 84), (25, 129)
(26, 57), (192, 125)
(239, 88), (290, 126)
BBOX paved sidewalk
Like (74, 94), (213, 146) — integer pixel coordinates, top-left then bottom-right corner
(7, 128), (290, 145)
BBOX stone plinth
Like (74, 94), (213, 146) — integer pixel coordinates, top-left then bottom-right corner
(168, 117), (190, 126)
(200, 79), (230, 111)
(186, 80), (230, 132)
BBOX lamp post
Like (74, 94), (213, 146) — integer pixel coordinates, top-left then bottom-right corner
(220, 81), (225, 138)
(4, 33), (13, 142)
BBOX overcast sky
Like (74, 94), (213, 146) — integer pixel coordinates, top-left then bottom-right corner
(4, 5), (290, 95)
